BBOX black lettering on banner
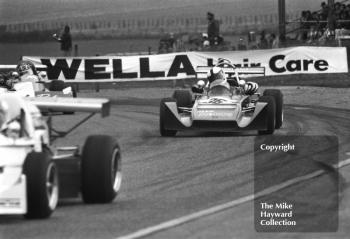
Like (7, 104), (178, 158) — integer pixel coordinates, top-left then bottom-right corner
(269, 55), (286, 73)
(286, 60), (301, 72)
(303, 59), (314, 71)
(314, 60), (328, 71)
(41, 58), (81, 80)
(113, 59), (138, 78)
(85, 59), (111, 80)
(140, 58), (165, 78)
(167, 55), (195, 77)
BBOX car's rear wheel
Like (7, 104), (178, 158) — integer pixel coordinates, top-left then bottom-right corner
(49, 80), (65, 91)
(81, 135), (122, 203)
(24, 150), (59, 219)
(263, 89), (283, 129)
(172, 90), (192, 108)
(160, 98), (177, 136)
(258, 96), (276, 135)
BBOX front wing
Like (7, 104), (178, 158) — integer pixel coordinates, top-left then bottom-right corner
(162, 101), (269, 132)
(0, 175), (27, 215)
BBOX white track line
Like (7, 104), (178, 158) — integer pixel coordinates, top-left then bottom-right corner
(116, 158), (350, 239)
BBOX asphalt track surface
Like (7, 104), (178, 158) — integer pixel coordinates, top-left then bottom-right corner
(0, 89), (350, 239)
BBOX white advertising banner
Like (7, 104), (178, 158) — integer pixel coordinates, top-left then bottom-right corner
(23, 46), (348, 82)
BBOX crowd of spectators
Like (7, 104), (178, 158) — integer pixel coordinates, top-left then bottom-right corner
(298, 1), (350, 42)
(158, 1), (350, 53)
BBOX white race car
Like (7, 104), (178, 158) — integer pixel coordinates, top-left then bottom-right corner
(0, 94), (122, 219)
(0, 60), (76, 98)
(160, 60), (283, 136)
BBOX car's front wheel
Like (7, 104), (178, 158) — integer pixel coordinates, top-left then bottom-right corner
(24, 150), (59, 219)
(172, 90), (192, 108)
(263, 89), (283, 129)
(258, 96), (276, 135)
(160, 98), (177, 137)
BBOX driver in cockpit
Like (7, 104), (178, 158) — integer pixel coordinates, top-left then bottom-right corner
(207, 66), (231, 90)
(192, 65), (259, 95)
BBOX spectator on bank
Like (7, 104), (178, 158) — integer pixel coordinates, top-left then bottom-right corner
(158, 33), (177, 53)
(299, 11), (313, 41)
(321, 2), (329, 19)
(338, 11), (350, 29)
(327, 8), (337, 38)
(269, 33), (279, 48)
(168, 33), (176, 52)
(207, 12), (220, 46)
(258, 30), (268, 49)
(53, 25), (72, 56)
(295, 1), (350, 44)
(237, 38), (247, 50)
(202, 33), (210, 49)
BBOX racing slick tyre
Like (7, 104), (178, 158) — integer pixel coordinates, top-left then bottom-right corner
(172, 90), (192, 108)
(263, 89), (283, 129)
(49, 80), (65, 91)
(258, 96), (276, 135)
(160, 98), (177, 137)
(81, 135), (122, 203)
(23, 150), (59, 219)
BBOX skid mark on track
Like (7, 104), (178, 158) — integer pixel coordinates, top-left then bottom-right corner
(116, 158), (350, 239)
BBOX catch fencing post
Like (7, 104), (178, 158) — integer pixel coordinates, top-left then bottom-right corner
(74, 44), (78, 56)
(278, 0), (286, 42)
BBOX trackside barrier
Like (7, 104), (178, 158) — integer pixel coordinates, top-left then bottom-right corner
(0, 47), (348, 92)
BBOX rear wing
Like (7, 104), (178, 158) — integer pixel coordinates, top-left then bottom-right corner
(196, 66), (265, 79)
(26, 97), (111, 117)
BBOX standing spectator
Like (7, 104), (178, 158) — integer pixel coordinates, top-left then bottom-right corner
(299, 11), (313, 41)
(168, 33), (177, 52)
(207, 12), (220, 46)
(308, 12), (322, 42)
(321, 2), (328, 20)
(53, 25), (72, 56)
(327, 8), (337, 39)
(237, 38), (247, 50)
(269, 33), (279, 48)
(258, 30), (268, 49)
(299, 11), (308, 41)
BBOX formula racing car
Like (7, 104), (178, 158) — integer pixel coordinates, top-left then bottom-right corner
(0, 60), (76, 98)
(0, 94), (121, 219)
(159, 59), (283, 136)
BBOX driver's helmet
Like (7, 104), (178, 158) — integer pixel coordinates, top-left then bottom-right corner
(207, 66), (227, 84)
(207, 66), (230, 90)
(16, 61), (37, 76)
